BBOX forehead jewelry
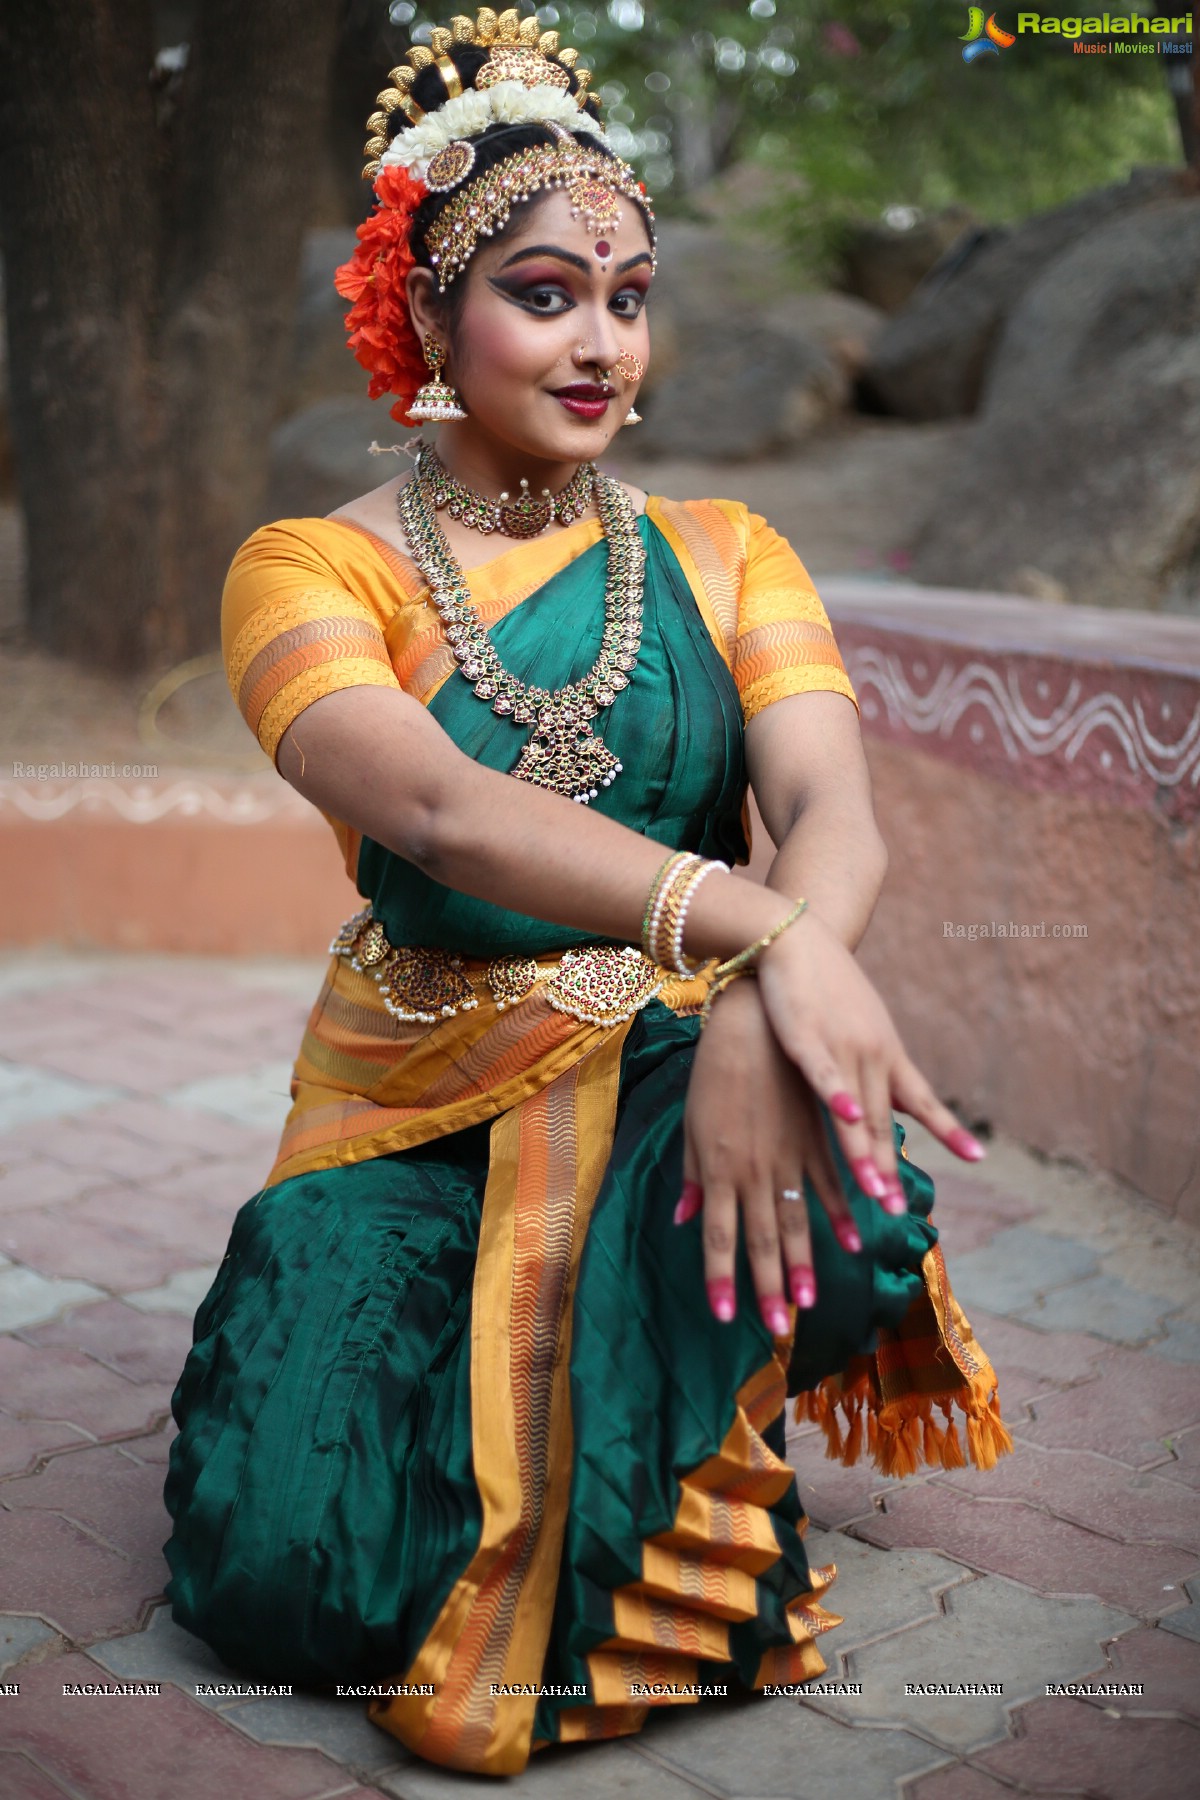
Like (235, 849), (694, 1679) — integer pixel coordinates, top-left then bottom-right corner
(424, 141), (652, 289)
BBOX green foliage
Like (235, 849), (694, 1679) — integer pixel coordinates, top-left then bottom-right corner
(754, 3), (1180, 280)
(388, 1), (1181, 275)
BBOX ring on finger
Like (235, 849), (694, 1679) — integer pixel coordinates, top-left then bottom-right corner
(779, 1187), (804, 1204)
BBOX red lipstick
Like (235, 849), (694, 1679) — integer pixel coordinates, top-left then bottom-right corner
(552, 382), (615, 420)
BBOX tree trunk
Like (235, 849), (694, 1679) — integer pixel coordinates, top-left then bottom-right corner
(0, 0), (341, 673)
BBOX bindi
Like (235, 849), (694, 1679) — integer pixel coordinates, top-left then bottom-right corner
(594, 239), (612, 264)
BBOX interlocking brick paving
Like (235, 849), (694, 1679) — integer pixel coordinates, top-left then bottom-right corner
(2, 953), (1199, 1800)
(1159, 1577), (1200, 1644)
(1096, 1623), (1200, 1720)
(2, 1649), (376, 1800)
(804, 1576), (1134, 1754)
(857, 1479), (1194, 1618)
(1016, 1343), (1200, 1468)
(933, 1443), (1200, 1553)
(962, 1700), (1199, 1800)
(948, 1225), (1099, 1317)
(0, 1189), (223, 1290)
(20, 1299), (193, 1385)
(1014, 1271), (1179, 1347)
(1155, 1425), (1200, 1489)
(0, 1258), (103, 1332)
(0, 1335), (171, 1471)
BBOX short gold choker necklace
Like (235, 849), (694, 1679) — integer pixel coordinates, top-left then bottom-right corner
(423, 445), (596, 540)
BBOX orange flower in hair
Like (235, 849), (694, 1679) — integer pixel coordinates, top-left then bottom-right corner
(334, 166), (429, 424)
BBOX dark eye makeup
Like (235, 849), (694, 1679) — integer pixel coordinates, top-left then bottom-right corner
(487, 274), (649, 318)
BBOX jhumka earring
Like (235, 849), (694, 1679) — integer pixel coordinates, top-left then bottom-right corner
(622, 407), (643, 426)
(406, 336), (468, 424)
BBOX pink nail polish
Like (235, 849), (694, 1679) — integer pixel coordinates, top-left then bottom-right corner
(674, 1181), (703, 1225)
(851, 1158), (887, 1199)
(879, 1175), (907, 1215)
(947, 1127), (987, 1161)
(835, 1218), (863, 1253)
(789, 1266), (817, 1309)
(707, 1278), (736, 1322)
(829, 1090), (864, 1123)
(761, 1296), (791, 1336)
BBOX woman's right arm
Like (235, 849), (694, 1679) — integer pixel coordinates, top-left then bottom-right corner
(277, 684), (787, 962)
(278, 686), (979, 1184)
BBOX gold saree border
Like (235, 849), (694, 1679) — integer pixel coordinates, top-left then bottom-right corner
(263, 952), (712, 1189)
(368, 1024), (628, 1775)
(572, 1341), (842, 1734)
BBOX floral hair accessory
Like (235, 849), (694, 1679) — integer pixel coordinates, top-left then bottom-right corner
(333, 164), (429, 424)
(378, 80), (606, 183)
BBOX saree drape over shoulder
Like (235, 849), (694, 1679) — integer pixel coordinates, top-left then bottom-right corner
(163, 496), (1010, 1776)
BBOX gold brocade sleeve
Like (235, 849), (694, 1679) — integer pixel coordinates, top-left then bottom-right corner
(734, 511), (858, 725)
(221, 522), (404, 764)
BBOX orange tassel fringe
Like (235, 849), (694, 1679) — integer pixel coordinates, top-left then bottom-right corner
(793, 1372), (1013, 1478)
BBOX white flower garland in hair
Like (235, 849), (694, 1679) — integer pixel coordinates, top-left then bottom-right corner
(379, 81), (607, 182)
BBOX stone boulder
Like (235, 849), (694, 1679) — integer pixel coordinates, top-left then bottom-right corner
(861, 166), (1183, 421)
(634, 322), (847, 460)
(267, 395), (415, 522)
(632, 219), (878, 459)
(838, 205), (979, 315)
(909, 196), (1200, 613)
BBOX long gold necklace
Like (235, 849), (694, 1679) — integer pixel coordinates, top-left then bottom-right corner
(397, 443), (645, 804)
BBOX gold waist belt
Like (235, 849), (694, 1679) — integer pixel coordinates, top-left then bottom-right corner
(330, 904), (674, 1028)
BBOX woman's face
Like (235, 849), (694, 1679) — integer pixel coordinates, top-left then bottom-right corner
(441, 186), (653, 466)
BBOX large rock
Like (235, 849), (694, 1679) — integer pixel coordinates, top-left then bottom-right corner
(861, 166), (1182, 421)
(838, 205), (979, 315)
(634, 321), (846, 460)
(909, 196), (1200, 613)
(632, 219), (872, 459)
(267, 395), (415, 522)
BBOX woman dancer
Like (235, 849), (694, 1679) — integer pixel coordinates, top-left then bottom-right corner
(163, 8), (1010, 1776)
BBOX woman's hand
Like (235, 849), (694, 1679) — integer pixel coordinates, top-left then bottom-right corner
(753, 908), (983, 1195)
(680, 976), (903, 1331)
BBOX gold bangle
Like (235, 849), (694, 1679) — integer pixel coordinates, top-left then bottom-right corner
(434, 53), (463, 99)
(698, 966), (750, 1032)
(651, 856), (700, 969)
(662, 857), (728, 977)
(713, 898), (809, 981)
(642, 851), (696, 962)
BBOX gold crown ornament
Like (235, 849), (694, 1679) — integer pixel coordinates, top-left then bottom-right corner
(362, 6), (595, 182)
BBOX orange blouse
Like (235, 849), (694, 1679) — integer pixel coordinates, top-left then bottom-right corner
(222, 497), (858, 768)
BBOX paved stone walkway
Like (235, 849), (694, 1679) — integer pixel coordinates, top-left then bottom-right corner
(1, 951), (1197, 1800)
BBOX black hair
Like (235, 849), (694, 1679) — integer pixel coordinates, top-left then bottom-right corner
(387, 40), (650, 319)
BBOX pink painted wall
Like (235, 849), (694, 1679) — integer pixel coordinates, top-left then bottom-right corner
(821, 583), (1200, 1225)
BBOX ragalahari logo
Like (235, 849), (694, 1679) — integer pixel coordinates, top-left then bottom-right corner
(961, 8), (1016, 59)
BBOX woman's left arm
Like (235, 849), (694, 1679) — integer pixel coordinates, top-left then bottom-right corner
(680, 690), (912, 1329)
(745, 689), (888, 951)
